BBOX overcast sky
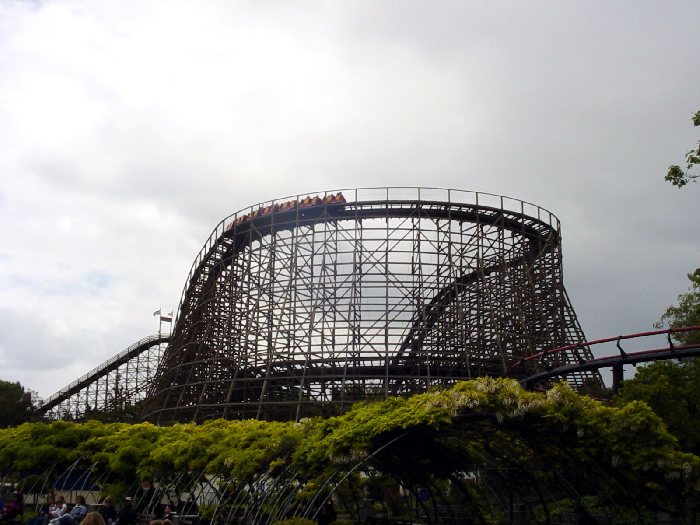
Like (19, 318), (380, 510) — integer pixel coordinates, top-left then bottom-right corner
(1, 1), (698, 398)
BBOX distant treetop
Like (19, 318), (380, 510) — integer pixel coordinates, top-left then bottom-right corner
(665, 110), (700, 188)
(0, 379), (36, 428)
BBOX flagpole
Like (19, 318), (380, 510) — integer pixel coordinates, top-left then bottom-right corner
(158, 305), (162, 340)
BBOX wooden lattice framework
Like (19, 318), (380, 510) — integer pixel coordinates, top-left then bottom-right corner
(37, 335), (168, 420)
(143, 187), (600, 423)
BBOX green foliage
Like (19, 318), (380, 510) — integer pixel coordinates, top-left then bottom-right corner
(0, 377), (698, 519)
(82, 422), (162, 478)
(497, 382), (693, 513)
(665, 110), (700, 188)
(577, 377), (614, 399)
(0, 379), (36, 428)
(0, 421), (91, 474)
(294, 389), (452, 467)
(615, 359), (700, 454)
(656, 269), (700, 344)
(102, 481), (130, 505)
(209, 419), (303, 480)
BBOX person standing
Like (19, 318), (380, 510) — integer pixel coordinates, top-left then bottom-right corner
(3, 488), (24, 522)
(134, 481), (155, 515)
(116, 498), (136, 525)
(316, 500), (336, 525)
(99, 498), (117, 525)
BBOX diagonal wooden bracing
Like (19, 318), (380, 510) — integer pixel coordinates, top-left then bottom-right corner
(142, 188), (601, 423)
(37, 334), (168, 420)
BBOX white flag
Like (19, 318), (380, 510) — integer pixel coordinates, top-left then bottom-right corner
(153, 308), (161, 317)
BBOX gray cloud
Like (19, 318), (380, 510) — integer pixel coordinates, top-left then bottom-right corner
(1, 0), (699, 396)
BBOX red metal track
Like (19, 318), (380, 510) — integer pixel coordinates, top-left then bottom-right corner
(517, 326), (700, 388)
(516, 325), (700, 365)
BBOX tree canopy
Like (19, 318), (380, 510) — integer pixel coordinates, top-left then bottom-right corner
(615, 271), (700, 453)
(656, 268), (700, 345)
(615, 359), (700, 455)
(1, 378), (699, 523)
(0, 379), (36, 428)
(665, 110), (700, 188)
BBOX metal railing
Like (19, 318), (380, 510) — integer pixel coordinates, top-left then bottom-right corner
(174, 187), (562, 328)
(38, 333), (169, 412)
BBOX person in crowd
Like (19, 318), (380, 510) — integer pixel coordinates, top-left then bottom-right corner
(161, 504), (175, 522)
(180, 495), (197, 516)
(2, 488), (24, 522)
(180, 494), (199, 525)
(316, 499), (336, 525)
(134, 481), (155, 514)
(51, 496), (86, 525)
(27, 496), (55, 525)
(149, 520), (173, 525)
(115, 498), (136, 525)
(81, 513), (105, 525)
(98, 498), (117, 525)
(47, 497), (66, 522)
